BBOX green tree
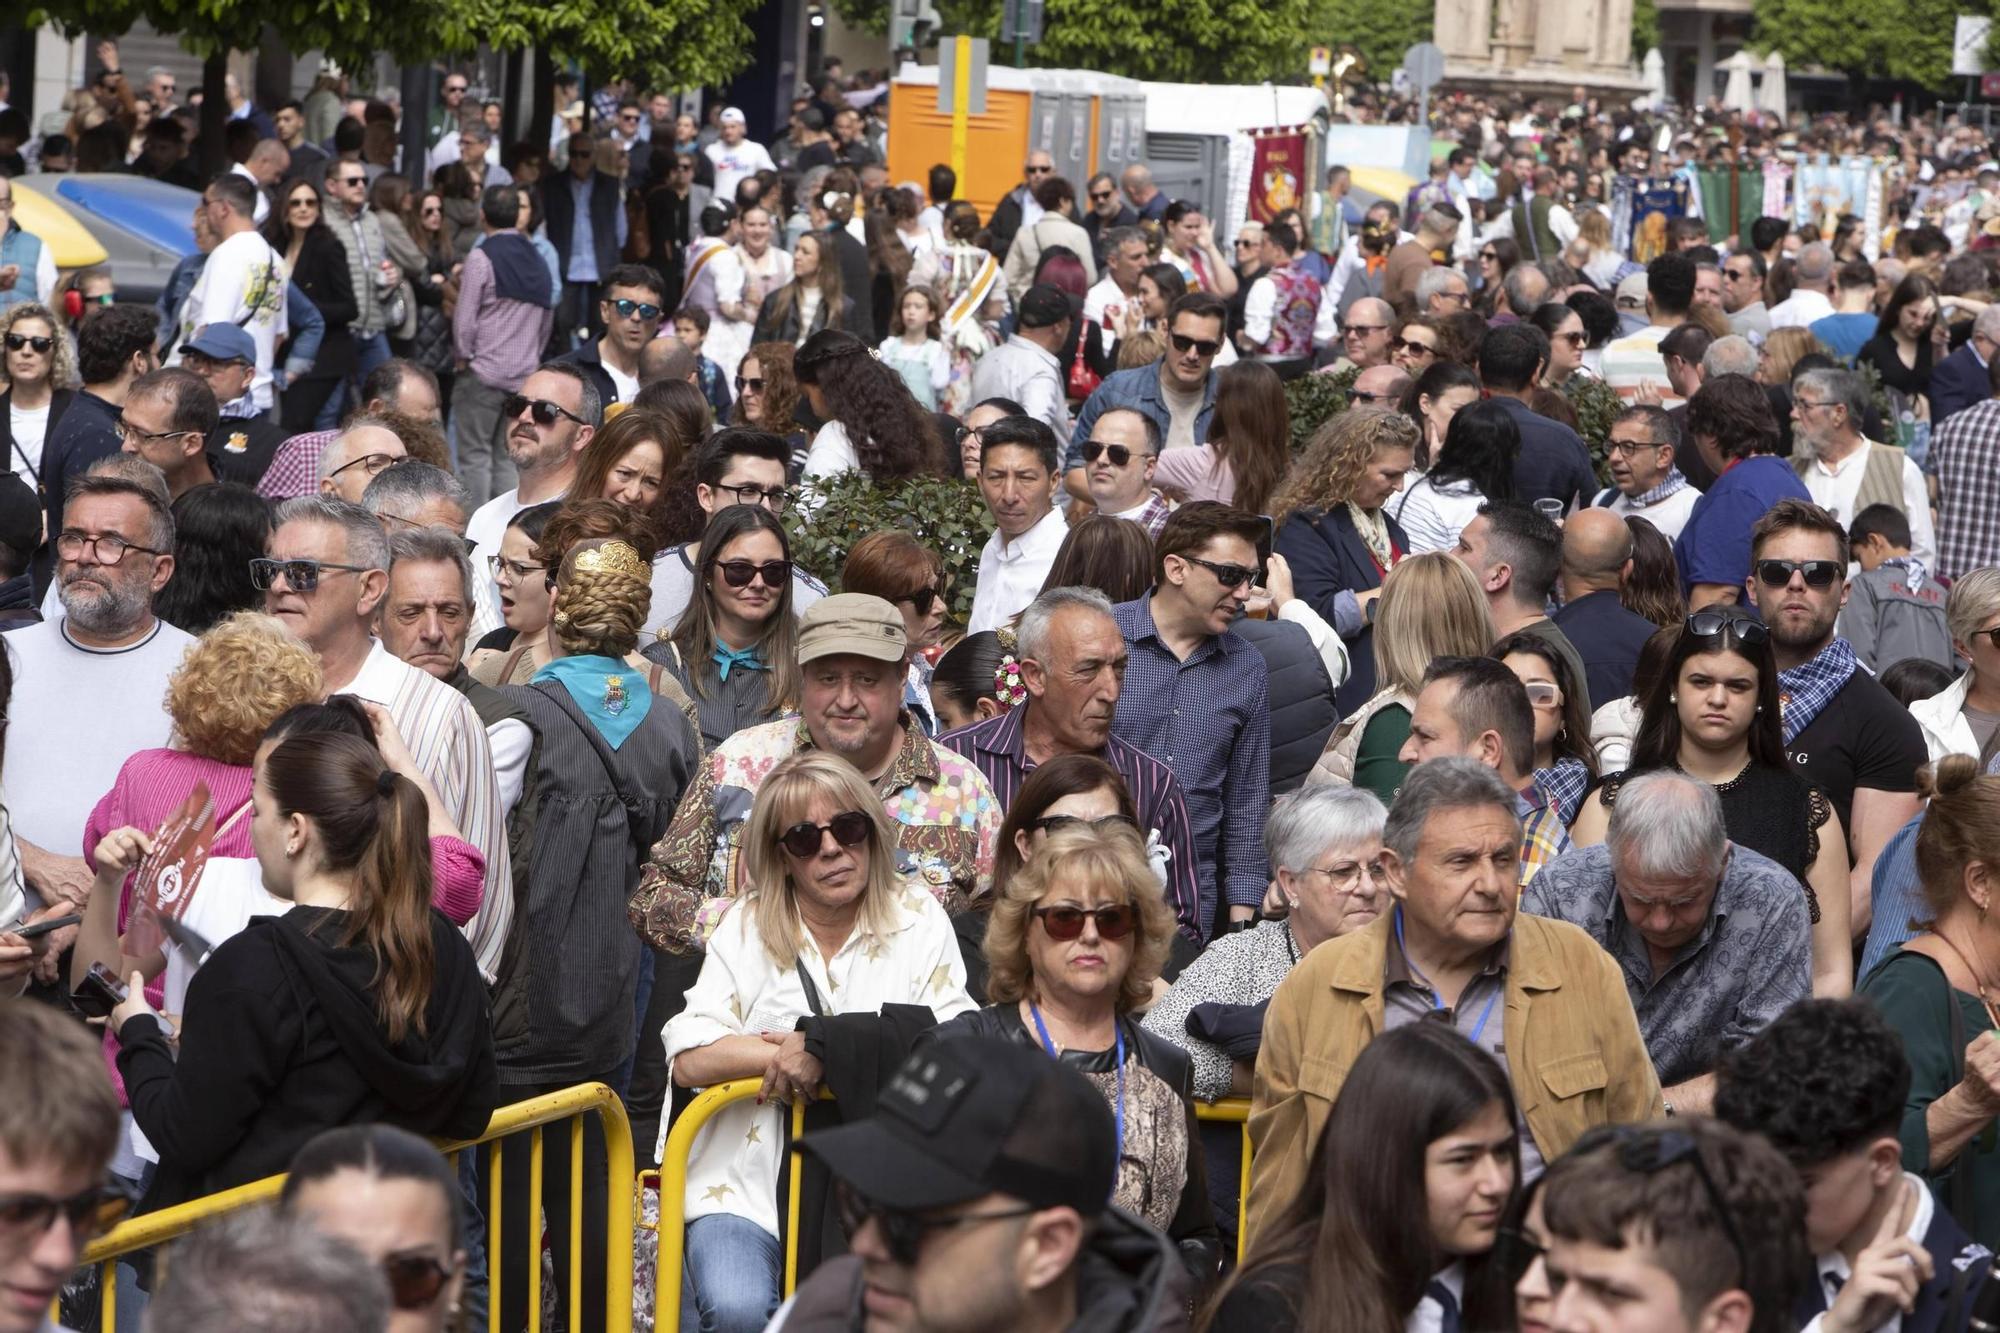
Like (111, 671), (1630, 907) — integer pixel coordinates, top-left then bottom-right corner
(1631, 0), (1659, 56)
(1308, 0), (1432, 84)
(935, 0), (1316, 81)
(1753, 0), (1987, 88)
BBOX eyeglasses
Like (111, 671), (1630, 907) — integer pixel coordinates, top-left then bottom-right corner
(4, 333), (53, 353)
(1032, 902), (1138, 941)
(0, 1187), (129, 1245)
(1031, 813), (1139, 836)
(1169, 332), (1222, 357)
(1792, 398), (1838, 413)
(248, 557), (372, 592)
(778, 809), (873, 858)
(898, 585), (946, 615)
(1081, 441), (1150, 468)
(1179, 554), (1259, 589)
(1754, 559), (1842, 590)
(713, 481), (794, 512)
(1349, 390), (1396, 404)
(608, 298), (662, 321)
(383, 1252), (455, 1311)
(1685, 609), (1771, 645)
(55, 530), (162, 564)
(1304, 858), (1386, 892)
(1605, 437), (1667, 457)
(712, 558), (791, 589)
(1433, 289), (1471, 306)
(1234, 238), (1258, 248)
(1523, 681), (1562, 708)
(115, 416), (194, 447)
(502, 394), (588, 427)
(487, 554), (545, 582)
(328, 451), (407, 479)
(734, 375), (765, 393)
(836, 1182), (1038, 1267)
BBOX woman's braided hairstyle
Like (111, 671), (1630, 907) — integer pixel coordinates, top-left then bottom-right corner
(550, 538), (652, 659)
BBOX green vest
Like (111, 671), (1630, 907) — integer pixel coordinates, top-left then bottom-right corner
(1511, 195), (1562, 262)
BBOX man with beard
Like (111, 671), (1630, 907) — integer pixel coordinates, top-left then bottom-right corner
(3, 472), (189, 972)
(462, 361), (599, 600)
(1744, 499), (1927, 939)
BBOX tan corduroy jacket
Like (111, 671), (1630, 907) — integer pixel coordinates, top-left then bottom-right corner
(1244, 908), (1663, 1246)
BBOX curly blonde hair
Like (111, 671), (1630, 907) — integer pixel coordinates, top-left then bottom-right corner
(1269, 407), (1421, 523)
(167, 612), (325, 766)
(551, 539), (652, 659)
(0, 303), (79, 391)
(982, 824), (1175, 1013)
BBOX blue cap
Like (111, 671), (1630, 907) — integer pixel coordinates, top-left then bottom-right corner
(179, 324), (256, 364)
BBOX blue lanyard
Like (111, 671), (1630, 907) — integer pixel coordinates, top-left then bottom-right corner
(1393, 906), (1501, 1045)
(1030, 1003), (1124, 1174)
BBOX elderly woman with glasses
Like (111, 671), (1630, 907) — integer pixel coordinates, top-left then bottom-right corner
(926, 822), (1221, 1277)
(667, 751), (973, 1333)
(1568, 605), (1850, 997)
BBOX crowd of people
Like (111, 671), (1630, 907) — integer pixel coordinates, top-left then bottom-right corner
(14, 48), (2000, 1333)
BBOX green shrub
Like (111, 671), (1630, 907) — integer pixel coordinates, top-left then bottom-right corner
(1562, 375), (1624, 486)
(1284, 365), (1359, 453)
(784, 471), (996, 628)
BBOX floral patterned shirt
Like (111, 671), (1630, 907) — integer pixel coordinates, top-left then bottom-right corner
(629, 715), (1001, 953)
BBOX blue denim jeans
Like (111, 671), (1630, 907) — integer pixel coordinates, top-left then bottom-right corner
(315, 330), (395, 429)
(679, 1213), (781, 1333)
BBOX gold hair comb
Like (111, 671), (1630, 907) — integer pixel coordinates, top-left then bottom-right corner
(572, 540), (649, 581)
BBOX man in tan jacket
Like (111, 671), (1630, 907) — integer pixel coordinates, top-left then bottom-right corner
(1245, 757), (1662, 1244)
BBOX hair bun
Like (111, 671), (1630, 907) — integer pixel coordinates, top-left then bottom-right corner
(376, 768), (399, 798)
(1921, 754), (1981, 802)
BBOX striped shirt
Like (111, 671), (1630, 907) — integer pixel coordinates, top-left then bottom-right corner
(344, 641), (512, 979)
(940, 707), (1205, 936)
(255, 429), (339, 501)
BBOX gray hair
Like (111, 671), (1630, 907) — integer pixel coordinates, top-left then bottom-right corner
(1266, 785), (1387, 874)
(1415, 266), (1466, 308)
(1502, 264), (1549, 317)
(1794, 367), (1868, 427)
(1605, 770), (1728, 882)
(387, 526), (475, 605)
(318, 416), (399, 483)
(64, 470), (175, 552)
(1104, 225), (1147, 254)
(1383, 757), (1520, 866)
(457, 119), (491, 145)
(1016, 585), (1115, 664)
(1702, 335), (1759, 379)
(272, 494), (390, 573)
(361, 460), (470, 525)
(1948, 567), (2000, 647)
(144, 1207), (389, 1333)
(1795, 241), (1835, 285)
(1419, 203), (1461, 236)
(532, 359), (603, 429)
(1974, 304), (2000, 346)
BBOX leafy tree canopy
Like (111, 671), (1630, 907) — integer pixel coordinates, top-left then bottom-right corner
(935, 0), (1316, 82)
(1752, 0), (1988, 88)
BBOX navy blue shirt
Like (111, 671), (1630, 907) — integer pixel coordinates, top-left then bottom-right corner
(1493, 395), (1598, 510)
(1550, 589), (1662, 710)
(34, 389), (123, 600)
(1110, 594), (1271, 937)
(1673, 455), (1812, 595)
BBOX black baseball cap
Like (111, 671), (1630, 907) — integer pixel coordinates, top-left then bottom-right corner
(1017, 284), (1072, 330)
(801, 1037), (1115, 1215)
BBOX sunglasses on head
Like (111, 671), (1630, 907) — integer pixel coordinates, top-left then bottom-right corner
(1755, 558), (1842, 590)
(1032, 902), (1138, 941)
(1685, 609), (1771, 645)
(3, 333), (52, 353)
(502, 394), (587, 427)
(383, 1252), (454, 1311)
(1081, 441), (1148, 468)
(1607, 1128), (1751, 1285)
(609, 297), (662, 321)
(778, 809), (872, 858)
(713, 558), (791, 589)
(1169, 332), (1222, 357)
(1180, 553), (1259, 589)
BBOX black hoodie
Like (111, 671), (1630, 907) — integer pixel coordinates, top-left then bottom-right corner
(118, 905), (498, 1214)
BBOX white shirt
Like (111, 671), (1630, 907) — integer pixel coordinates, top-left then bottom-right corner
(228, 163), (271, 225)
(1769, 288), (1836, 331)
(1242, 272), (1279, 347)
(704, 138), (776, 204)
(1407, 1262), (1466, 1333)
(968, 506), (1069, 634)
(664, 890), (973, 1235)
(1084, 274), (1139, 361)
(465, 488), (531, 640)
(487, 716), (532, 822)
(3, 616), (192, 857)
(602, 359), (638, 405)
(1800, 437), (1937, 569)
(1591, 483), (1702, 542)
(801, 420), (861, 483)
(171, 228), (289, 412)
(1316, 229), (1414, 343)
(1389, 475), (1487, 554)
(7, 399), (48, 482)
(1798, 1173), (1936, 1333)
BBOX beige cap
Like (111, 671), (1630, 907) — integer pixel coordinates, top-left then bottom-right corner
(798, 593), (908, 664)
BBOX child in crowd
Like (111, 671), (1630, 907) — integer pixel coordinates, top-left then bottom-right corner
(878, 285), (949, 409)
(1838, 503), (1953, 674)
(673, 306), (735, 419)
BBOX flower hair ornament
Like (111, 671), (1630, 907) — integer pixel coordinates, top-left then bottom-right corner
(993, 625), (1028, 710)
(572, 540), (649, 581)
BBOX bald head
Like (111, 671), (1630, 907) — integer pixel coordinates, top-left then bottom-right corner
(639, 337), (699, 385)
(1353, 364), (1410, 404)
(246, 138), (291, 184)
(1560, 508), (1634, 596)
(1794, 242), (1835, 290)
(319, 424), (406, 503)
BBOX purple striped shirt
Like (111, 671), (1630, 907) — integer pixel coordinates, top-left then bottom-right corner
(938, 705), (1205, 939)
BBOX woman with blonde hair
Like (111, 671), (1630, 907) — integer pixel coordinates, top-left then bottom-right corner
(668, 751), (973, 1333)
(1271, 408), (1422, 712)
(1306, 550), (1495, 801)
(927, 823), (1219, 1274)
(1913, 567), (2000, 762)
(1, 301), (77, 487)
(1758, 327), (1825, 387)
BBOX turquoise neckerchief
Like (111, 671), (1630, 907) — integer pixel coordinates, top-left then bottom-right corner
(712, 642), (769, 682)
(531, 654), (652, 750)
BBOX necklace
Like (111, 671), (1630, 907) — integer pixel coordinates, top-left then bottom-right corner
(1934, 928), (2000, 1027)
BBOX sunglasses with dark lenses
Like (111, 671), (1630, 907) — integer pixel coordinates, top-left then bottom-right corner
(1169, 332), (1222, 357)
(502, 394), (587, 427)
(1031, 903), (1139, 941)
(609, 298), (662, 321)
(1031, 813), (1139, 836)
(248, 557), (372, 593)
(3, 333), (53, 353)
(0, 1187), (130, 1243)
(778, 809), (873, 858)
(734, 375), (765, 393)
(1556, 331), (1588, 346)
(1088, 190), (1114, 202)
(383, 1252), (454, 1311)
(1181, 554), (1259, 589)
(1755, 559), (1842, 590)
(713, 558), (791, 589)
(1081, 441), (1147, 468)
(1392, 337), (1435, 355)
(1685, 609), (1771, 645)
(835, 1182), (1037, 1266)
(899, 585), (945, 615)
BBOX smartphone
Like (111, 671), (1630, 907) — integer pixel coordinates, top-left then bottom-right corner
(71, 962), (128, 1020)
(1254, 514), (1275, 573)
(12, 913), (81, 940)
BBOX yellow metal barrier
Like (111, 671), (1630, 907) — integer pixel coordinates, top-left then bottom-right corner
(1196, 1097), (1252, 1261)
(72, 1082), (636, 1333)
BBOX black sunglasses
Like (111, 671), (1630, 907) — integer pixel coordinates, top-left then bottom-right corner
(898, 585), (945, 615)
(1685, 609), (1770, 645)
(1755, 558), (1842, 590)
(502, 394), (588, 427)
(778, 809), (872, 859)
(1179, 553), (1259, 589)
(713, 558), (791, 589)
(1081, 441), (1149, 468)
(1031, 903), (1138, 941)
(3, 333), (52, 353)
(835, 1181), (1037, 1266)
(249, 557), (372, 593)
(1088, 189), (1114, 202)
(1611, 1129), (1751, 1286)
(383, 1252), (454, 1311)
(1169, 332), (1222, 357)
(734, 374), (765, 393)
(0, 1187), (130, 1243)
(608, 298), (662, 321)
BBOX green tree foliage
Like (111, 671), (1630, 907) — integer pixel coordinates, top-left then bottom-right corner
(935, 0), (1316, 82)
(1309, 0), (1433, 84)
(1631, 0), (1660, 55)
(826, 0), (892, 35)
(786, 472), (995, 626)
(1752, 0), (1987, 88)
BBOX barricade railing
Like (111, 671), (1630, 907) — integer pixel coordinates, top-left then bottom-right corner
(70, 1081), (636, 1333)
(639, 1081), (1255, 1329)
